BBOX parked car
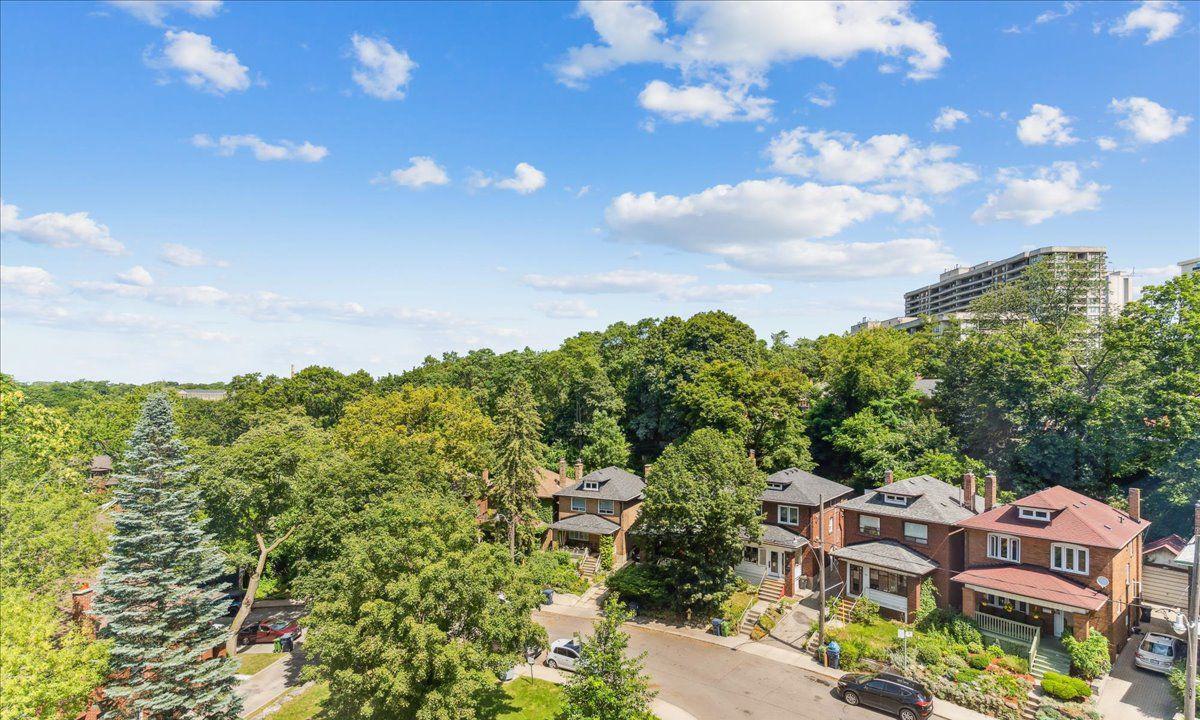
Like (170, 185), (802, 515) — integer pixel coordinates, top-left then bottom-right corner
(837, 671), (933, 720)
(237, 619), (299, 645)
(1134, 632), (1184, 674)
(544, 639), (582, 672)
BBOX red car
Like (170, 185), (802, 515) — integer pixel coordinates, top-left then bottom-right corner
(237, 620), (299, 645)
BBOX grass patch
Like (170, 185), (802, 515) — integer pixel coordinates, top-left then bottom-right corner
(238, 652), (284, 676)
(248, 682), (329, 720)
(720, 590), (756, 624)
(480, 677), (563, 720)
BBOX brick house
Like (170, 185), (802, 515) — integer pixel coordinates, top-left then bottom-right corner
(736, 468), (854, 597)
(953, 485), (1149, 656)
(548, 464), (645, 564)
(833, 471), (982, 620)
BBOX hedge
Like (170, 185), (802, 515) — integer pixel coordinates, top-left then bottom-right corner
(1041, 672), (1091, 702)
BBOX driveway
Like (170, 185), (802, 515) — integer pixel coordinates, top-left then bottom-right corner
(536, 610), (886, 720)
(1097, 614), (1182, 720)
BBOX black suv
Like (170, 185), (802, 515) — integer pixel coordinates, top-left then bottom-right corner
(837, 671), (933, 720)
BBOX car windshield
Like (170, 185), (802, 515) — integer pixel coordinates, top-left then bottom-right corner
(1142, 639), (1173, 656)
(267, 621), (291, 630)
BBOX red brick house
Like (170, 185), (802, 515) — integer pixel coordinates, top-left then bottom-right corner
(548, 464), (645, 564)
(737, 468), (854, 598)
(953, 485), (1149, 658)
(834, 471), (982, 620)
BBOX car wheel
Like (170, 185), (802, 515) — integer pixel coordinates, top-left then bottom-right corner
(843, 690), (860, 706)
(546, 659), (558, 670)
(899, 709), (917, 720)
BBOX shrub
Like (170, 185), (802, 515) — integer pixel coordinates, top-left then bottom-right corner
(598, 535), (614, 572)
(956, 667), (982, 683)
(996, 654), (1030, 675)
(756, 612), (778, 635)
(1041, 672), (1091, 702)
(916, 608), (983, 647)
(524, 550), (587, 594)
(986, 644), (1004, 658)
(916, 578), (938, 623)
(916, 644), (941, 665)
(1061, 629), (1111, 680)
(849, 597), (880, 624)
(967, 653), (990, 670)
(1170, 664), (1199, 714)
(605, 563), (669, 608)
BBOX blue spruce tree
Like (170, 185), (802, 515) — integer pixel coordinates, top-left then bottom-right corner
(93, 394), (241, 719)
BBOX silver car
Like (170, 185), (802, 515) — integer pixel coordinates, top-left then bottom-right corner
(545, 639), (582, 671)
(1134, 632), (1182, 674)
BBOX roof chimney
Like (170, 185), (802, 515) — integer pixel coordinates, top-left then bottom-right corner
(1128, 487), (1141, 522)
(984, 473), (997, 512)
(575, 460), (584, 482)
(482, 468), (489, 487)
(748, 449), (756, 466)
(963, 472), (977, 513)
(884, 469), (894, 485)
(643, 464), (651, 478)
(558, 458), (567, 484)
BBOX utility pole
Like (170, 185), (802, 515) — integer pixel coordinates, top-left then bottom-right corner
(818, 494), (826, 648)
(1186, 502), (1199, 720)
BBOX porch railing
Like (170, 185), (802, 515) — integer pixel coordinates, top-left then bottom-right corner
(974, 611), (1041, 668)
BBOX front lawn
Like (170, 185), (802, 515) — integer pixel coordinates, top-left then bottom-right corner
(248, 682), (329, 720)
(480, 677), (563, 720)
(720, 589), (756, 626)
(238, 651), (284, 676)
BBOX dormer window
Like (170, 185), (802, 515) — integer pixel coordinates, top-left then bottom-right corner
(882, 493), (909, 506)
(1017, 507), (1051, 522)
(766, 481), (788, 492)
(582, 480), (600, 491)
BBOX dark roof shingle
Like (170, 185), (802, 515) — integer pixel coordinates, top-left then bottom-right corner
(838, 475), (979, 525)
(761, 468), (853, 506)
(555, 466), (645, 502)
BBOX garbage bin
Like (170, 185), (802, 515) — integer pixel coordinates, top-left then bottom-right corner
(541, 588), (554, 605)
(826, 640), (841, 669)
(273, 638), (283, 652)
(627, 601), (639, 616)
(711, 618), (725, 636)
(279, 634), (295, 652)
(1140, 605), (1151, 623)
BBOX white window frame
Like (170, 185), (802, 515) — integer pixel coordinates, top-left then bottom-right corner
(904, 522), (928, 545)
(1017, 507), (1051, 521)
(828, 515), (835, 533)
(582, 480), (600, 491)
(766, 481), (787, 491)
(859, 514), (881, 536)
(987, 533), (1021, 563)
(777, 505), (800, 526)
(568, 531), (588, 541)
(1051, 543), (1089, 575)
(598, 499), (615, 516)
(570, 497), (586, 513)
(882, 493), (908, 506)
(983, 593), (1028, 614)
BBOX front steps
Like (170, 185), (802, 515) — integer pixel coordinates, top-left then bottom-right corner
(758, 577), (785, 603)
(1031, 646), (1070, 678)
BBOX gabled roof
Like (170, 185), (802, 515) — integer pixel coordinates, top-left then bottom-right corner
(956, 485), (1148, 549)
(555, 466), (645, 502)
(761, 468), (854, 507)
(741, 523), (809, 550)
(534, 467), (569, 500)
(832, 539), (938, 576)
(548, 513), (620, 535)
(838, 475), (979, 525)
(90, 455), (113, 473)
(952, 564), (1108, 612)
(1144, 534), (1187, 556)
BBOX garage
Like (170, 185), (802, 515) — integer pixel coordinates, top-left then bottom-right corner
(1142, 535), (1191, 609)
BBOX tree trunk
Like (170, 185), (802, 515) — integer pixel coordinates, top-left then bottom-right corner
(508, 518), (517, 562)
(225, 529), (294, 658)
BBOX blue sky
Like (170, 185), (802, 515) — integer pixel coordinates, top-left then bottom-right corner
(2, 0), (1197, 382)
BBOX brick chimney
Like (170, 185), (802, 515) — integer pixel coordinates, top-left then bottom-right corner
(643, 464), (651, 478)
(884, 469), (894, 485)
(1128, 487), (1141, 522)
(558, 459), (567, 484)
(984, 473), (997, 512)
(748, 449), (756, 466)
(575, 460), (584, 482)
(963, 472), (977, 513)
(482, 468), (489, 487)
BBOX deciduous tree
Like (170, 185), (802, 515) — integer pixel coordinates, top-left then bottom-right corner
(558, 598), (656, 720)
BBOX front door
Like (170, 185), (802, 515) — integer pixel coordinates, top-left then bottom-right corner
(1053, 611), (1065, 638)
(768, 549), (782, 577)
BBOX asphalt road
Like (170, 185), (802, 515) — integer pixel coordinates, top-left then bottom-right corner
(534, 611), (890, 720)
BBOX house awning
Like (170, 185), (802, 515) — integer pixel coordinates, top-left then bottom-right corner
(832, 540), (938, 576)
(549, 513), (620, 536)
(952, 565), (1107, 613)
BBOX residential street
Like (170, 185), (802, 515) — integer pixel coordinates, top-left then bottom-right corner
(534, 611), (883, 720)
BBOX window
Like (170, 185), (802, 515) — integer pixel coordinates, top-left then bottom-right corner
(743, 545), (761, 564)
(570, 497), (586, 513)
(1017, 507), (1051, 522)
(598, 499), (615, 515)
(1051, 543), (1089, 575)
(882, 493), (909, 506)
(766, 481), (787, 491)
(829, 515), (835, 533)
(568, 531), (588, 541)
(987, 533), (1020, 562)
(869, 568), (909, 597)
(778, 505), (800, 525)
(582, 480), (599, 491)
(849, 564), (863, 595)
(859, 515), (880, 536)
(904, 522), (928, 544)
(983, 593), (1028, 614)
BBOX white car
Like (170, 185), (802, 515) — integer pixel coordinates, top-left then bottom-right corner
(1134, 632), (1183, 674)
(545, 639), (582, 671)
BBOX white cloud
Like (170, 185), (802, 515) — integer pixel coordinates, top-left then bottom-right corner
(535, 299), (600, 319)
(148, 31), (249, 94)
(350, 34), (416, 100)
(637, 80), (772, 124)
(806, 83), (836, 108)
(472, 163), (547, 194)
(932, 107), (969, 132)
(1, 200), (125, 255)
(108, 0), (221, 26)
(766, 128), (978, 195)
(1, 266), (60, 296)
(1016, 104), (1079, 146)
(1110, 96), (1192, 143)
(972, 162), (1105, 225)
(191, 134), (328, 162)
(1036, 1), (1079, 24)
(160, 242), (226, 267)
(1096, 136), (1119, 151)
(373, 156), (450, 188)
(522, 269), (772, 301)
(1111, 1), (1184, 43)
(73, 280), (230, 307)
(116, 265), (155, 287)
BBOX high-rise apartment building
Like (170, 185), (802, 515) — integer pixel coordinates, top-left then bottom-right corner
(1179, 257), (1200, 275)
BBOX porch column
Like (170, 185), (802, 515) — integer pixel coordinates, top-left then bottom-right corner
(961, 587), (977, 619)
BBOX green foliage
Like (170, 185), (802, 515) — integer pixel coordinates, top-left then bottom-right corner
(917, 608), (983, 646)
(579, 412), (632, 471)
(1041, 672), (1091, 701)
(636, 428), (765, 614)
(996, 654), (1030, 674)
(1169, 664), (1199, 714)
(558, 598), (656, 720)
(493, 379), (548, 555)
(849, 596), (880, 625)
(524, 551), (588, 594)
(916, 578), (938, 623)
(967, 653), (990, 670)
(605, 564), (670, 608)
(719, 590), (755, 626)
(1061, 628), (1111, 680)
(598, 535), (614, 572)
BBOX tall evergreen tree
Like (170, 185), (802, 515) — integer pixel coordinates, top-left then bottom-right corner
(492, 378), (547, 559)
(558, 598), (656, 720)
(93, 394), (240, 719)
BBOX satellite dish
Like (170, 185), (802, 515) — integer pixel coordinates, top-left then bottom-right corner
(1096, 576), (1110, 588)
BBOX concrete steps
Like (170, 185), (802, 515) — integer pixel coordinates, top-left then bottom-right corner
(740, 606), (765, 635)
(1031, 647), (1070, 678)
(758, 578), (785, 603)
(578, 555), (599, 577)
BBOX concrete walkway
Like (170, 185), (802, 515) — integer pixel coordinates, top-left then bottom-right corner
(1096, 613), (1181, 720)
(236, 649), (305, 717)
(521, 663), (697, 720)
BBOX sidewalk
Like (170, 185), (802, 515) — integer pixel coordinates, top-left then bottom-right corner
(521, 662), (697, 720)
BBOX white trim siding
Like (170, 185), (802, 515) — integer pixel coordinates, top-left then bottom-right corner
(1051, 543), (1089, 575)
(987, 533), (1021, 562)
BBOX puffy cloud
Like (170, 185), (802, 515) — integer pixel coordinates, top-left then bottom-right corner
(1109, 96), (1192, 143)
(766, 128), (978, 195)
(535, 299), (600, 319)
(116, 265), (155, 287)
(972, 162), (1105, 225)
(373, 156), (450, 188)
(191, 134), (328, 162)
(932, 107), (969, 132)
(73, 280), (230, 307)
(522, 269), (772, 301)
(1, 265), (60, 296)
(806, 83), (836, 108)
(350, 34), (416, 100)
(108, 0), (222, 26)
(159, 242), (226, 267)
(472, 162), (546, 194)
(1, 200), (125, 255)
(149, 31), (250, 94)
(637, 80), (772, 124)
(1096, 136), (1119, 151)
(1111, 1), (1184, 44)
(1016, 104), (1078, 146)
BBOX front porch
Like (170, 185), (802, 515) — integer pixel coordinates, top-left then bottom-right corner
(737, 524), (809, 595)
(831, 539), (938, 621)
(547, 513), (623, 571)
